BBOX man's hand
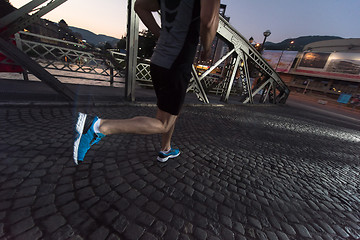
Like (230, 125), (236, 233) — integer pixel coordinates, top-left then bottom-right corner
(200, 0), (220, 60)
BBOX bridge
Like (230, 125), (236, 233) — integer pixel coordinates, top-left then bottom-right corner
(1, 1), (359, 240)
(0, 0), (289, 105)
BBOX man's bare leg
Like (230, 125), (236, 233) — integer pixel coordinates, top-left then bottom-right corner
(74, 109), (179, 164)
(99, 108), (177, 136)
(161, 123), (175, 151)
(156, 110), (176, 151)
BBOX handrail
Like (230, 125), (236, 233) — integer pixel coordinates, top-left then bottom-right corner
(18, 31), (87, 48)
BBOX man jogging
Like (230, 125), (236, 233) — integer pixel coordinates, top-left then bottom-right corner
(73, 0), (220, 164)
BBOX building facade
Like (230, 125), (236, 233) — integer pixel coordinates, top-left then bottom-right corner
(265, 39), (360, 100)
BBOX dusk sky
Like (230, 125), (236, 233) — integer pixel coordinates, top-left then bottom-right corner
(9, 0), (360, 43)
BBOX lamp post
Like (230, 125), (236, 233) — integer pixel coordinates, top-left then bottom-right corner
(288, 40), (295, 50)
(275, 40), (295, 72)
(261, 29), (271, 53)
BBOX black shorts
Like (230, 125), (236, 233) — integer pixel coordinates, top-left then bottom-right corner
(150, 62), (192, 116)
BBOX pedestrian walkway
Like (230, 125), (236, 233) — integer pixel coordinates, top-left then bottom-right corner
(0, 78), (225, 106)
(288, 92), (360, 119)
(0, 99), (359, 239)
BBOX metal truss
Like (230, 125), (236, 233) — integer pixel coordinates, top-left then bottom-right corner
(19, 32), (124, 81)
(189, 15), (290, 104)
(0, 0), (68, 39)
(122, 11), (289, 104)
(0, 30), (155, 88)
(135, 61), (152, 87)
(0, 0), (75, 101)
(0, 32), (126, 84)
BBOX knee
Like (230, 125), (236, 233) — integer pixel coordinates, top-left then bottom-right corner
(159, 122), (173, 134)
(155, 110), (177, 133)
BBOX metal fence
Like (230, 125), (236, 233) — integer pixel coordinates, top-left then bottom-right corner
(9, 31), (125, 86)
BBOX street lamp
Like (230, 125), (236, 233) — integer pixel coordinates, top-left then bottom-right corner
(288, 40), (295, 50)
(261, 29), (271, 53)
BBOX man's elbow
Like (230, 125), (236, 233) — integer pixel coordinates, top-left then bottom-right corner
(200, 13), (219, 31)
(134, 0), (148, 14)
(134, 0), (159, 14)
(201, 21), (214, 32)
(134, 0), (141, 14)
(200, 16), (219, 33)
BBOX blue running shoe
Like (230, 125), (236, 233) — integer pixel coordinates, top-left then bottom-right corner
(73, 113), (105, 164)
(157, 148), (180, 162)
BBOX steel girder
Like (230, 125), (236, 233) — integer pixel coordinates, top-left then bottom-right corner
(125, 0), (139, 102)
(190, 15), (290, 104)
(0, 0), (75, 101)
(0, 37), (75, 101)
(0, 0), (68, 39)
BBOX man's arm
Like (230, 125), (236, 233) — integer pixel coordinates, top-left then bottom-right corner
(200, 0), (220, 59)
(134, 0), (161, 38)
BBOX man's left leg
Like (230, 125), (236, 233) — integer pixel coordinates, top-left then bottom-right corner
(73, 108), (179, 164)
(155, 109), (180, 162)
(161, 124), (175, 152)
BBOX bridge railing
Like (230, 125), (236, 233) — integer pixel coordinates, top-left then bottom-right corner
(0, 31), (150, 86)
(3, 31), (125, 86)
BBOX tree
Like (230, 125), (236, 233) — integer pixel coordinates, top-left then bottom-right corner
(117, 37), (126, 50)
(58, 19), (68, 29)
(138, 30), (156, 58)
(116, 30), (156, 58)
(104, 42), (113, 50)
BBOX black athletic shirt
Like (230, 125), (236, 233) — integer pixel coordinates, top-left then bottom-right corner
(151, 0), (200, 69)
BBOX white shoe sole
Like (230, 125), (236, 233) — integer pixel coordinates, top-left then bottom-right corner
(73, 112), (87, 165)
(157, 152), (180, 163)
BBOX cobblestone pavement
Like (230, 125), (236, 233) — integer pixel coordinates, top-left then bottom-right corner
(0, 103), (359, 240)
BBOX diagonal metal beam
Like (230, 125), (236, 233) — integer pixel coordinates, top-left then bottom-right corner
(198, 48), (235, 81)
(0, 0), (75, 102)
(0, 0), (68, 39)
(221, 54), (241, 102)
(190, 65), (209, 103)
(0, 0), (48, 28)
(241, 52), (254, 104)
(0, 37), (75, 101)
